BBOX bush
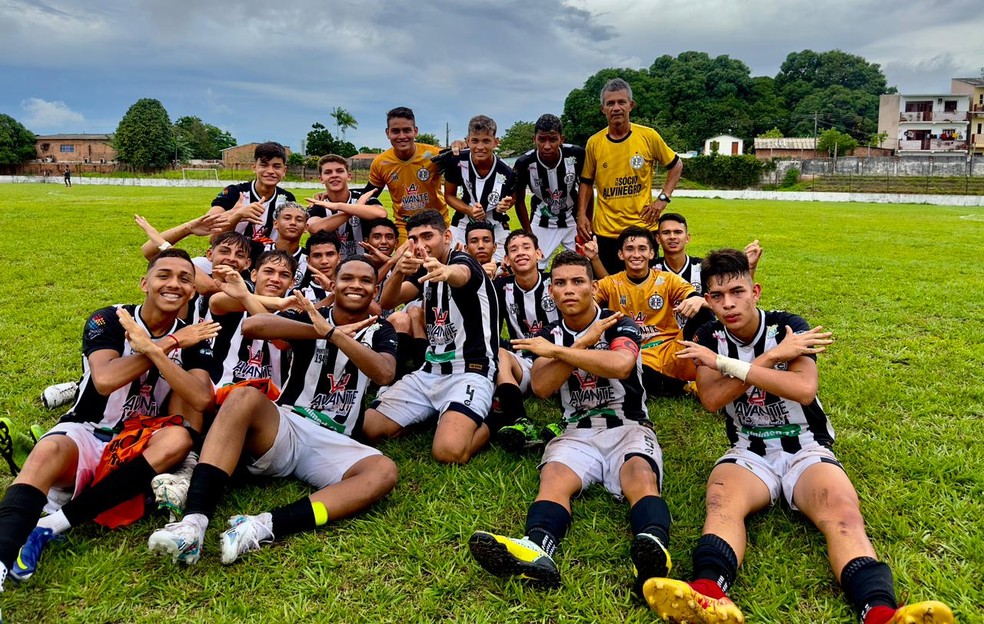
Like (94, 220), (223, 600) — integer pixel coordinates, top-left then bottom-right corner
(780, 167), (800, 188)
(680, 154), (766, 189)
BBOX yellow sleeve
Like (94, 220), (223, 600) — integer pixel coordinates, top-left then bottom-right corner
(668, 272), (695, 302)
(582, 136), (598, 181)
(648, 129), (677, 168)
(368, 156), (385, 188)
(595, 275), (612, 305)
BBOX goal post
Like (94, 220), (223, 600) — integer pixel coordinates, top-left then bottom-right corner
(181, 168), (220, 182)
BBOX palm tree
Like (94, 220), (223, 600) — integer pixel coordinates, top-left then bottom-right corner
(331, 107), (358, 141)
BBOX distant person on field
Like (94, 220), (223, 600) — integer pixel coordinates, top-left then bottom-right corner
(643, 249), (953, 624)
(63, 166), (71, 187)
(578, 78), (682, 275)
(513, 114), (589, 268)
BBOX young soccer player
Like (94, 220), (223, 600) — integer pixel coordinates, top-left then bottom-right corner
(307, 154), (387, 258)
(463, 220), (500, 279)
(296, 231), (342, 304)
(513, 114), (589, 268)
(148, 257), (398, 565)
(366, 107), (449, 243)
(208, 142), (295, 242)
(0, 250), (218, 589)
(262, 202), (309, 287)
(469, 251), (672, 597)
(365, 210), (499, 464)
(591, 226), (703, 397)
(643, 249), (953, 624)
(442, 115), (516, 263)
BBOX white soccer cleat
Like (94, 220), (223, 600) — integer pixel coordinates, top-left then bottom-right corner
(220, 513), (274, 565)
(41, 382), (78, 410)
(148, 519), (204, 565)
(151, 452), (198, 521)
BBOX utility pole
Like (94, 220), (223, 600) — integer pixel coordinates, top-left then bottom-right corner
(445, 122), (450, 148)
(813, 111), (819, 152)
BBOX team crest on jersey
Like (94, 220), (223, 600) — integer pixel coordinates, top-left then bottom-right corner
(620, 295), (628, 306)
(629, 154), (645, 170)
(713, 330), (727, 343)
(766, 325), (778, 339)
(649, 294), (664, 310)
(488, 192), (501, 207)
(563, 171), (576, 185)
(417, 168), (431, 181)
(348, 215), (360, 226)
(541, 294), (556, 313)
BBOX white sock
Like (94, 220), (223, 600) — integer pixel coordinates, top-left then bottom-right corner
(37, 510), (71, 534)
(183, 513), (209, 534)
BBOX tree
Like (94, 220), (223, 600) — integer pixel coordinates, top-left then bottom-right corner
(306, 122), (357, 158)
(790, 85), (879, 141)
(358, 146), (383, 154)
(330, 107), (358, 140)
(287, 152), (305, 166)
(869, 131), (888, 148)
(114, 98), (176, 170)
(498, 121), (535, 156)
(816, 128), (858, 156)
(0, 114), (36, 168)
(757, 127), (784, 138)
(173, 116), (236, 160)
(417, 132), (441, 147)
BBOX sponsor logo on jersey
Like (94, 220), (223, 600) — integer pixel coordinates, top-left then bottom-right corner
(401, 183), (430, 212)
(121, 384), (159, 420)
(524, 319), (543, 337)
(326, 372), (351, 394)
(233, 345), (271, 380)
(427, 308), (457, 345)
(570, 370), (615, 407)
(602, 176), (644, 199)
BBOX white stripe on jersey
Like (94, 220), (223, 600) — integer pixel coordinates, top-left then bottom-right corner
(499, 272), (559, 340)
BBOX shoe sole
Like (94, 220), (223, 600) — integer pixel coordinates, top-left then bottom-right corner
(468, 532), (560, 588)
(631, 535), (671, 598)
(643, 578), (744, 624)
(148, 533), (200, 565)
(0, 418), (19, 476)
(496, 429), (536, 453)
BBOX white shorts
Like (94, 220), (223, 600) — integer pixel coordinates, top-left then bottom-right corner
(450, 222), (508, 264)
(715, 444), (843, 510)
(373, 369), (494, 427)
(531, 224), (576, 269)
(40, 422), (109, 513)
(501, 350), (533, 394)
(248, 407), (381, 490)
(539, 424), (664, 498)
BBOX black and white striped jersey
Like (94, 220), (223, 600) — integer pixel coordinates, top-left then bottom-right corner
(494, 271), (559, 342)
(407, 250), (499, 381)
(306, 189), (384, 259)
(536, 307), (648, 430)
(445, 151), (516, 229)
(513, 144), (585, 229)
(694, 310), (835, 455)
(60, 304), (214, 429)
(277, 307), (397, 437)
(211, 181), (295, 241)
(653, 255), (703, 294)
(260, 242), (308, 290)
(209, 309), (285, 389)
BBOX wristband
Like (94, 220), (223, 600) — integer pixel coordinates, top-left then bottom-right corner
(158, 241), (172, 251)
(716, 354), (751, 382)
(165, 335), (180, 351)
(324, 325), (336, 341)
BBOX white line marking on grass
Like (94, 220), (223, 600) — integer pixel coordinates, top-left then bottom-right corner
(959, 214), (984, 221)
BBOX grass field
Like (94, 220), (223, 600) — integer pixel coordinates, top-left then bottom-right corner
(0, 183), (981, 623)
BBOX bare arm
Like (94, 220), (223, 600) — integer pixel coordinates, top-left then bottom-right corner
(514, 185), (532, 232)
(444, 181), (484, 221)
(576, 181), (594, 241)
(136, 213), (228, 260)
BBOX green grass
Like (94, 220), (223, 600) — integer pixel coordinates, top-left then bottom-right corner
(1, 184), (982, 623)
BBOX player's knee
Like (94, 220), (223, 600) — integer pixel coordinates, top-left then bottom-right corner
(369, 455), (399, 495)
(148, 426), (194, 469)
(388, 311), (410, 333)
(18, 436), (74, 476)
(810, 488), (865, 534)
(216, 387), (267, 423)
(361, 409), (397, 442)
(431, 441), (471, 465)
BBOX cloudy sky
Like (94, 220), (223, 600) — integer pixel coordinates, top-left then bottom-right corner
(2, 0), (982, 150)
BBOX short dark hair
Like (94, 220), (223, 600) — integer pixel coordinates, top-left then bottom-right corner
(550, 250), (593, 280)
(468, 115), (497, 136)
(386, 107), (415, 126)
(274, 201), (307, 221)
(534, 114), (563, 135)
(658, 212), (688, 230)
(504, 229), (540, 252)
(465, 220), (495, 239)
(254, 142), (287, 163)
(701, 249), (750, 291)
(255, 249), (298, 275)
(306, 230), (341, 254)
(406, 210), (447, 235)
(366, 217), (398, 240)
(617, 225), (656, 251)
(210, 231), (251, 254)
(336, 255), (378, 281)
(318, 154), (349, 172)
(148, 247), (194, 272)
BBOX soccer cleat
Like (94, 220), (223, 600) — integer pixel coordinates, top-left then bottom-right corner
(41, 382), (78, 410)
(10, 527), (61, 582)
(631, 533), (672, 598)
(468, 531), (561, 588)
(887, 601), (954, 624)
(219, 513), (275, 565)
(148, 520), (204, 565)
(0, 418), (37, 477)
(540, 422), (565, 443)
(643, 578), (744, 623)
(683, 381), (699, 396)
(151, 452), (198, 521)
(496, 418), (541, 452)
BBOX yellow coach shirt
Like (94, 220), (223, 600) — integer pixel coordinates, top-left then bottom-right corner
(582, 124), (678, 238)
(369, 143), (450, 237)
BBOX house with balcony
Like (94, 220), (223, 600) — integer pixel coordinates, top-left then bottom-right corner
(951, 77), (984, 155)
(35, 134), (117, 164)
(878, 94), (970, 154)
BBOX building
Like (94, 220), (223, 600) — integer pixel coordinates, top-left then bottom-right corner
(703, 134), (743, 156)
(878, 94), (970, 154)
(751, 138), (819, 160)
(348, 152), (377, 171)
(951, 77), (984, 155)
(35, 134), (116, 164)
(221, 143), (292, 167)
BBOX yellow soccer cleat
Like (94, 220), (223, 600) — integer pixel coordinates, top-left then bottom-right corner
(468, 530), (561, 588)
(643, 577), (744, 623)
(887, 601), (954, 624)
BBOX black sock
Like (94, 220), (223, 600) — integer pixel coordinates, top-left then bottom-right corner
(395, 332), (413, 378)
(629, 495), (671, 547)
(61, 455), (156, 527)
(184, 462), (231, 520)
(0, 484), (48, 570)
(524, 500), (571, 558)
(642, 367), (686, 397)
(682, 308), (715, 341)
(692, 533), (739, 593)
(841, 557), (897, 620)
(270, 498), (317, 538)
(412, 337), (428, 364)
(488, 383), (526, 434)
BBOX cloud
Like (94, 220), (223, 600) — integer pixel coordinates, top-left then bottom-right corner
(20, 98), (85, 129)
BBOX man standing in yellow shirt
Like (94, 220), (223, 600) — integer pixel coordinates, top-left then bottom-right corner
(577, 78), (683, 275)
(367, 107), (450, 244)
